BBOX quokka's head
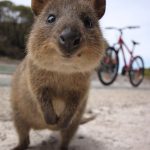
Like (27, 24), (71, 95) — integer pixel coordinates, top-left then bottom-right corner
(28, 0), (106, 73)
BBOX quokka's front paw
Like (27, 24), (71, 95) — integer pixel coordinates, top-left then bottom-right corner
(57, 117), (72, 129)
(44, 111), (58, 125)
(60, 146), (68, 150)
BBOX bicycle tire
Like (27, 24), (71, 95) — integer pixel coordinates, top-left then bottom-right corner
(129, 56), (144, 87)
(97, 47), (119, 85)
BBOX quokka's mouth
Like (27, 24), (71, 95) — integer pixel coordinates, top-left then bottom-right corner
(61, 50), (83, 59)
(61, 53), (73, 58)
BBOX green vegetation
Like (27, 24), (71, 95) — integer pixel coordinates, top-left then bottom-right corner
(145, 68), (150, 78)
(0, 63), (16, 74)
(0, 1), (33, 59)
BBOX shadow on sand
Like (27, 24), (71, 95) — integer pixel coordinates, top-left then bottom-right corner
(28, 133), (106, 150)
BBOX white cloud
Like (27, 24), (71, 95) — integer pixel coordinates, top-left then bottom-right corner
(10, 0), (30, 6)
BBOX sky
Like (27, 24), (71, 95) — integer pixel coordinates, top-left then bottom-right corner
(9, 0), (150, 68)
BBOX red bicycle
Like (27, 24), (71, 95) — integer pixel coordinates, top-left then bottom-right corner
(97, 26), (144, 87)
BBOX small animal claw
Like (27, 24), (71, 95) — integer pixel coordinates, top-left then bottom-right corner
(44, 112), (58, 125)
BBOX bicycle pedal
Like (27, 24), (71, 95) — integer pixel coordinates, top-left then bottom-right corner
(121, 67), (126, 75)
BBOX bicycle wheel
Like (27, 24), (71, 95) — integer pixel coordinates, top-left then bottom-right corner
(97, 47), (119, 85)
(129, 56), (144, 87)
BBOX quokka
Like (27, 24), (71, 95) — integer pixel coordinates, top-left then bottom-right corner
(11, 0), (106, 149)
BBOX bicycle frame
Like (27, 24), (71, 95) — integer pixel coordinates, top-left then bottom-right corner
(98, 26), (144, 87)
(113, 34), (135, 71)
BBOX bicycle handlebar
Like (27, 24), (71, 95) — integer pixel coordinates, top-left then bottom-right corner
(105, 26), (140, 32)
(126, 26), (140, 29)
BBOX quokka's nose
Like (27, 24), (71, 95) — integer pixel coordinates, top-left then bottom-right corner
(59, 27), (81, 55)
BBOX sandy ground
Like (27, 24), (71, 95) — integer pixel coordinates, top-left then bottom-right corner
(0, 74), (150, 150)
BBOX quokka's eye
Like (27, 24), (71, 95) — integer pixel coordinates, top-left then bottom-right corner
(47, 15), (56, 23)
(83, 16), (93, 28)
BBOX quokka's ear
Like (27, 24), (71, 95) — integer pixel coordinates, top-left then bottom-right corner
(92, 0), (106, 19)
(31, 0), (49, 16)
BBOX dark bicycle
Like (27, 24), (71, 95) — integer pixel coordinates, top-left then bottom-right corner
(97, 26), (144, 87)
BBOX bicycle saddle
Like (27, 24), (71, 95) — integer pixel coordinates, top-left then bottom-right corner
(132, 40), (140, 45)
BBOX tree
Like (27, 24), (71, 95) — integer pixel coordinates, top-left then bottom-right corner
(0, 0), (33, 59)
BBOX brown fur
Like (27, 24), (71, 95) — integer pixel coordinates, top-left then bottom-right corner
(11, 0), (106, 150)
